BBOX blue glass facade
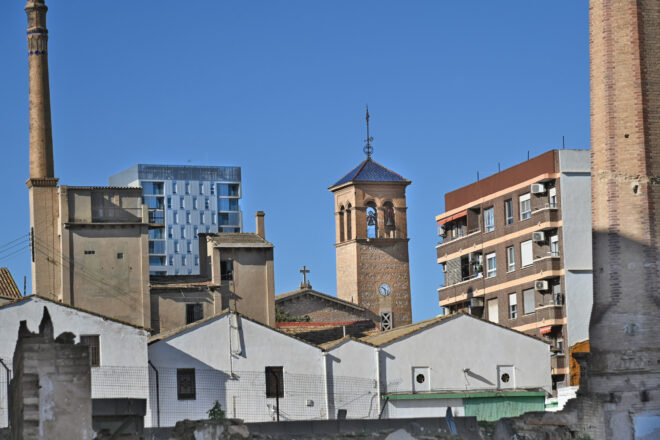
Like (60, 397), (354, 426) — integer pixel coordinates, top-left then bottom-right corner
(109, 164), (242, 275)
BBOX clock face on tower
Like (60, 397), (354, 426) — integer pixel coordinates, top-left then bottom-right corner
(378, 283), (391, 297)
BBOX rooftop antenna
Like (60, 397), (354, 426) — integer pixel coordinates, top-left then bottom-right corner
(477, 171), (480, 181)
(363, 105), (374, 158)
(527, 150), (530, 161)
(498, 162), (501, 173)
(562, 136), (565, 149)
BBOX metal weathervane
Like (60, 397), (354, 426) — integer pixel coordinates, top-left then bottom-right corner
(363, 105), (374, 158)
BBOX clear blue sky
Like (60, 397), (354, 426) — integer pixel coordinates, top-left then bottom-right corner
(0, 1), (589, 322)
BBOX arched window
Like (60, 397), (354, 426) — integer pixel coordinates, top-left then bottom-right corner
(346, 204), (352, 240)
(338, 206), (345, 242)
(366, 202), (378, 238)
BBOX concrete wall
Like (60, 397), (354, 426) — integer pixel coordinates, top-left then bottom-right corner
(148, 313), (325, 426)
(325, 340), (379, 419)
(150, 288), (223, 333)
(557, 150), (593, 349)
(379, 315), (551, 400)
(0, 297), (150, 428)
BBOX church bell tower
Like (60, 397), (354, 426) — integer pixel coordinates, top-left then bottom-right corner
(329, 110), (412, 329)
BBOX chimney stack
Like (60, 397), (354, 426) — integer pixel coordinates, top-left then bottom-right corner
(255, 211), (265, 239)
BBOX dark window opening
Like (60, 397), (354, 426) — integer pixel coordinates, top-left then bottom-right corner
(80, 335), (100, 367)
(177, 368), (196, 400)
(265, 366), (284, 398)
(186, 303), (203, 324)
(416, 374), (425, 384)
(221, 260), (234, 281)
(380, 312), (392, 331)
(501, 373), (510, 383)
(116, 253), (123, 259)
(84, 250), (95, 255)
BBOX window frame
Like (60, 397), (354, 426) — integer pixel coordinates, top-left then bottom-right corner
(486, 252), (497, 278)
(508, 293), (518, 319)
(521, 240), (533, 267)
(177, 368), (196, 400)
(265, 366), (284, 398)
(504, 199), (514, 225)
(185, 303), (203, 324)
(506, 246), (515, 272)
(519, 193), (531, 220)
(80, 334), (100, 367)
(523, 288), (535, 315)
(221, 260), (234, 281)
(484, 206), (495, 232)
(550, 235), (559, 257)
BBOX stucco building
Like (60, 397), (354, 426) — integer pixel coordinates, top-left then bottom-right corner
(0, 295), (150, 429)
(109, 164), (243, 276)
(435, 149), (592, 394)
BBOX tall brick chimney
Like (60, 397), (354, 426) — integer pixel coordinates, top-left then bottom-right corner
(586, 0), (660, 437)
(25, 0), (61, 299)
(255, 211), (265, 239)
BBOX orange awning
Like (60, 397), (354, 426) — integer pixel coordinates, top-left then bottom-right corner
(437, 210), (467, 226)
(540, 326), (553, 335)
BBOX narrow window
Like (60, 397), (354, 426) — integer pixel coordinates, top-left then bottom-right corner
(199, 182), (204, 194)
(186, 303), (203, 324)
(194, 226), (199, 238)
(210, 184), (215, 195)
(177, 369), (196, 400)
(180, 197), (185, 209)
(181, 226), (186, 239)
(172, 182), (178, 194)
(338, 206), (345, 242)
(346, 204), (352, 240)
(509, 293), (518, 319)
(553, 281), (563, 305)
(265, 366), (284, 398)
(204, 198), (210, 210)
(200, 211), (206, 223)
(523, 288), (535, 314)
(519, 193), (531, 220)
(173, 212), (178, 224)
(504, 199), (514, 225)
(167, 197), (172, 209)
(194, 255), (199, 266)
(487, 298), (499, 323)
(221, 260), (234, 281)
(550, 235), (559, 257)
(187, 241), (192, 253)
(193, 197), (198, 210)
(182, 255), (187, 265)
(175, 241), (180, 253)
(366, 202), (378, 238)
(383, 202), (395, 228)
(169, 256), (173, 266)
(185, 181), (190, 194)
(484, 207), (495, 232)
(521, 240), (533, 267)
(380, 311), (392, 330)
(549, 186), (557, 208)
(506, 246), (515, 272)
(186, 212), (191, 224)
(80, 335), (100, 367)
(168, 226), (173, 238)
(486, 252), (497, 278)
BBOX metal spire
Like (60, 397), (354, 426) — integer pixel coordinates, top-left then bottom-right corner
(363, 105), (374, 158)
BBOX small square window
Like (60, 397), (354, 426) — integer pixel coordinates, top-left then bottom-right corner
(116, 253), (123, 259)
(221, 260), (233, 281)
(486, 252), (497, 278)
(186, 303), (203, 324)
(177, 369), (196, 400)
(84, 250), (95, 255)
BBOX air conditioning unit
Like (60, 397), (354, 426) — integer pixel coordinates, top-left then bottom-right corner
(532, 231), (546, 242)
(531, 183), (546, 194)
(438, 226), (446, 237)
(535, 280), (549, 291)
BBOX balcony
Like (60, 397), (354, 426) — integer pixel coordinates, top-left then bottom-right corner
(148, 209), (165, 224)
(551, 354), (567, 374)
(535, 304), (564, 322)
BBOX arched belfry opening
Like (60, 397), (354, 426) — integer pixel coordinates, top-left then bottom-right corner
(366, 202), (378, 238)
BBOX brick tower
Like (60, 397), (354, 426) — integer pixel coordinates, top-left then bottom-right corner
(586, 0), (660, 437)
(25, 0), (61, 300)
(329, 117), (412, 329)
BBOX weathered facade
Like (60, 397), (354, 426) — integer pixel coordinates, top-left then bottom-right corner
(198, 212), (276, 327)
(330, 157), (413, 330)
(24, 0), (151, 328)
(435, 149), (592, 393)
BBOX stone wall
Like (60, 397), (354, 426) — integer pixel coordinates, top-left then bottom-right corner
(9, 307), (92, 440)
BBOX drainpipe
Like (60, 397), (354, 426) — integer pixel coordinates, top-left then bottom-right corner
(148, 361), (160, 428)
(374, 347), (382, 418)
(322, 352), (330, 420)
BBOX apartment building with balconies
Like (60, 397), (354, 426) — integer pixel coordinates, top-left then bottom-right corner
(435, 150), (592, 392)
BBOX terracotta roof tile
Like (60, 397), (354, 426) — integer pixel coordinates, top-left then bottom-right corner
(0, 268), (22, 299)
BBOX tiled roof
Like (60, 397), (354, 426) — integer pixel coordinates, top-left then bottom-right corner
(0, 268), (21, 299)
(204, 233), (273, 248)
(330, 158), (409, 188)
(275, 288), (367, 312)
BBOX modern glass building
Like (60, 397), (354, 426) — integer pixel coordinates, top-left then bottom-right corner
(109, 164), (242, 275)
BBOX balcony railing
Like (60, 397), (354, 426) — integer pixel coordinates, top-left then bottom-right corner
(535, 304), (564, 322)
(148, 209), (165, 224)
(551, 354), (567, 372)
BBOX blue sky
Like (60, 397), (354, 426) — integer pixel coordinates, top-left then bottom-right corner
(0, 1), (589, 322)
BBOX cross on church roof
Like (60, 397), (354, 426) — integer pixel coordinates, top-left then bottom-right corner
(299, 265), (311, 289)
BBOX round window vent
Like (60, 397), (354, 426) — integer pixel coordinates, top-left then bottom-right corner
(416, 374), (425, 384)
(501, 373), (510, 383)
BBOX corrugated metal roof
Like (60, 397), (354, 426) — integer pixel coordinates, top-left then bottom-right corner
(0, 268), (22, 299)
(330, 158), (409, 189)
